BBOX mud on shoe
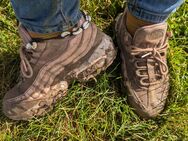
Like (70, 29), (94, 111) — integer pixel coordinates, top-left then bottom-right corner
(115, 11), (171, 118)
(3, 13), (117, 120)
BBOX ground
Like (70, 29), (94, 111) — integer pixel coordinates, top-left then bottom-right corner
(0, 0), (187, 141)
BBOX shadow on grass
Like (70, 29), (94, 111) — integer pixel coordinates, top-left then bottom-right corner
(0, 48), (20, 121)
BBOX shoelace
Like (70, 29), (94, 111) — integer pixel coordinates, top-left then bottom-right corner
(20, 42), (37, 78)
(20, 12), (91, 79)
(131, 43), (168, 86)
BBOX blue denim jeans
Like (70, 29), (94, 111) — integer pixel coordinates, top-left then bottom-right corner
(127, 0), (184, 23)
(11, 0), (184, 33)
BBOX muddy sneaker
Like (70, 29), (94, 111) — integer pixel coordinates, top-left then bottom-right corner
(115, 11), (170, 118)
(3, 13), (117, 120)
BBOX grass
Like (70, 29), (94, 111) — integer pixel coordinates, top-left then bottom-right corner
(0, 0), (187, 140)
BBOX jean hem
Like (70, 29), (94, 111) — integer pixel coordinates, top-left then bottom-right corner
(22, 11), (82, 34)
(127, 4), (169, 23)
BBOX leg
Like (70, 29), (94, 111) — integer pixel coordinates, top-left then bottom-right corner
(126, 0), (184, 35)
(11, 0), (82, 33)
(115, 0), (184, 118)
(3, 0), (117, 120)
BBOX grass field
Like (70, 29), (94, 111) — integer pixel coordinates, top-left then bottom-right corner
(0, 0), (187, 140)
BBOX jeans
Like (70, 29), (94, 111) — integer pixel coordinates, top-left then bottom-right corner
(11, 0), (184, 34)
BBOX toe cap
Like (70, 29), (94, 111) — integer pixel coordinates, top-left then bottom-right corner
(127, 82), (169, 119)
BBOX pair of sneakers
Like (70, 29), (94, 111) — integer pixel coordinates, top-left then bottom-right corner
(3, 11), (170, 120)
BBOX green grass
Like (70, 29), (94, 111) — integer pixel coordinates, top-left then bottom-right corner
(0, 0), (187, 140)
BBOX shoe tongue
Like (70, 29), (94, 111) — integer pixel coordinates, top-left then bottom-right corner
(133, 23), (167, 48)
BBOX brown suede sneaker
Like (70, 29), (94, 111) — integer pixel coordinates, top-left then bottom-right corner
(3, 13), (117, 120)
(115, 11), (171, 118)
